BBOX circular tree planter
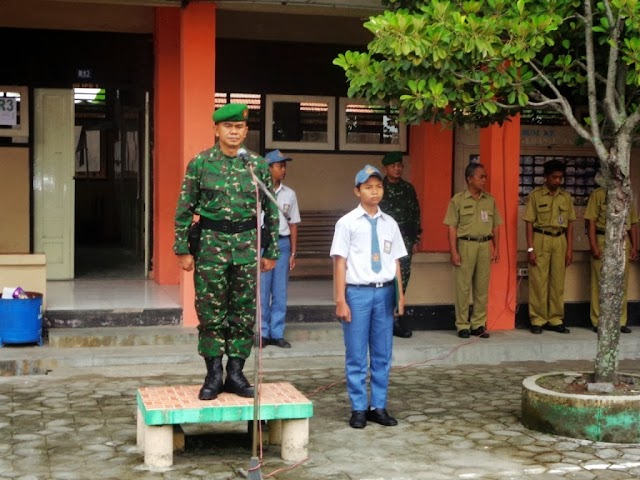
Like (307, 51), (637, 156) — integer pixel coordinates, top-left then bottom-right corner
(522, 372), (640, 443)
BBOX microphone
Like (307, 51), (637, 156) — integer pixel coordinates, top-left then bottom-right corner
(237, 148), (250, 165)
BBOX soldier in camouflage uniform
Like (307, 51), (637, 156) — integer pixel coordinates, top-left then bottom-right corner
(378, 151), (422, 338)
(174, 103), (280, 401)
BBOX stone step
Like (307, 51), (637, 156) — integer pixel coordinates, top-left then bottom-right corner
(47, 322), (344, 348)
(43, 305), (336, 329)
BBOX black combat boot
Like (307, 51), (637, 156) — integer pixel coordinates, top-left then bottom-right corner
(224, 357), (254, 398)
(198, 356), (223, 401)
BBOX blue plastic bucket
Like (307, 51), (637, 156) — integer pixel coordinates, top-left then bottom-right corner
(0, 291), (43, 347)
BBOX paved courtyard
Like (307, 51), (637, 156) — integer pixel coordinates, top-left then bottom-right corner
(2, 359), (640, 479)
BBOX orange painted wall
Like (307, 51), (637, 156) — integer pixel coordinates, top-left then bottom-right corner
(482, 118), (521, 330)
(153, 8), (181, 286)
(410, 122), (454, 252)
(179, 3), (216, 327)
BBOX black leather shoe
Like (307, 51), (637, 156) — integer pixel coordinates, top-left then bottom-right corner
(544, 323), (570, 333)
(530, 325), (543, 334)
(365, 408), (398, 426)
(349, 411), (366, 429)
(470, 326), (490, 338)
(458, 329), (470, 339)
(393, 321), (412, 338)
(271, 338), (292, 348)
(592, 326), (598, 333)
(621, 326), (632, 333)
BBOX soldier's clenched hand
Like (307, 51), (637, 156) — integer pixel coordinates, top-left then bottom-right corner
(177, 254), (194, 272)
(261, 258), (276, 272)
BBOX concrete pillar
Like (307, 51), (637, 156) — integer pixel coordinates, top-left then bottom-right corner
(268, 419), (283, 445)
(410, 122), (454, 252)
(144, 424), (174, 468)
(136, 407), (145, 451)
(280, 418), (309, 462)
(480, 116), (521, 330)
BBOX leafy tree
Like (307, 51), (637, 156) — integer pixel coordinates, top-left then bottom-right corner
(335, 0), (640, 384)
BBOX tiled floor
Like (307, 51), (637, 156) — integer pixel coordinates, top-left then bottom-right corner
(46, 278), (333, 310)
(44, 244), (333, 310)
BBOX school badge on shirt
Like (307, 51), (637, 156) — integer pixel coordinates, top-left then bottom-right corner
(480, 210), (489, 222)
(283, 204), (291, 214)
(558, 214), (564, 225)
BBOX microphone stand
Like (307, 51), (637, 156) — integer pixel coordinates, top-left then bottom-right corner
(246, 161), (264, 480)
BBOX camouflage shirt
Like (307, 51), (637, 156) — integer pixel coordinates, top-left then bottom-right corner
(379, 177), (422, 246)
(173, 144), (280, 263)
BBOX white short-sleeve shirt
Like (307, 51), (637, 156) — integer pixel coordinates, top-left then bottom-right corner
(275, 184), (301, 236)
(330, 204), (408, 285)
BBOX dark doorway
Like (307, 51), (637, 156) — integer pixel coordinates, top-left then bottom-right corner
(74, 88), (149, 279)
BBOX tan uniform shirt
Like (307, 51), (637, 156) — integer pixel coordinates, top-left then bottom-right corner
(443, 189), (503, 236)
(523, 185), (576, 230)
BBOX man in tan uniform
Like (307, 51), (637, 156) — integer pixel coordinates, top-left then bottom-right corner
(444, 163), (502, 339)
(524, 159), (576, 334)
(585, 181), (638, 333)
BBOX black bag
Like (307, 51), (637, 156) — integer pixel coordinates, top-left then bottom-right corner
(188, 221), (202, 256)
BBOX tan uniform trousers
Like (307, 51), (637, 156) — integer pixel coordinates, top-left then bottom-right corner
(454, 239), (491, 331)
(590, 235), (630, 327)
(529, 232), (567, 326)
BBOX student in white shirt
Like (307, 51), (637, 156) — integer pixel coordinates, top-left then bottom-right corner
(259, 150), (301, 348)
(330, 164), (407, 429)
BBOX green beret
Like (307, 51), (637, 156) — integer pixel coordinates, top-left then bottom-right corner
(212, 103), (249, 123)
(382, 151), (404, 166)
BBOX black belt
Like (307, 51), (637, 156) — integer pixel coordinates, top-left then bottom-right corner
(596, 228), (606, 236)
(533, 227), (565, 237)
(279, 235), (290, 239)
(459, 235), (492, 242)
(347, 281), (394, 289)
(199, 216), (256, 234)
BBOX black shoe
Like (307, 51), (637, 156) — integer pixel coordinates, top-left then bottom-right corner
(592, 326), (598, 333)
(458, 329), (470, 338)
(365, 408), (398, 426)
(349, 411), (366, 429)
(393, 321), (412, 338)
(470, 326), (490, 338)
(544, 323), (570, 333)
(199, 356), (224, 401)
(530, 325), (543, 334)
(223, 357), (254, 398)
(271, 338), (292, 348)
(621, 326), (632, 333)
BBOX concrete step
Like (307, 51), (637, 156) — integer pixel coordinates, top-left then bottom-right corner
(47, 322), (344, 348)
(3, 327), (640, 378)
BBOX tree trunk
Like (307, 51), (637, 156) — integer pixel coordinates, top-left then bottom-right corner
(593, 142), (632, 384)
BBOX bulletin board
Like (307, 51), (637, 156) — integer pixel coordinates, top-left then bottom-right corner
(519, 155), (597, 205)
(469, 154), (598, 206)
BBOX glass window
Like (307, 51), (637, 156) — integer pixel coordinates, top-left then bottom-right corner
(0, 86), (29, 138)
(265, 95), (335, 150)
(339, 98), (406, 152)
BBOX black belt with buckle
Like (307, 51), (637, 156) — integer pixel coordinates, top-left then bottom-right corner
(347, 281), (394, 289)
(596, 228), (606, 235)
(279, 235), (290, 239)
(459, 235), (492, 242)
(199, 216), (257, 234)
(533, 227), (565, 237)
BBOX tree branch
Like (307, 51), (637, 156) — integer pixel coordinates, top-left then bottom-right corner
(583, 0), (605, 147)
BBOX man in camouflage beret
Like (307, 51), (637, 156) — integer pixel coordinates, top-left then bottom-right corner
(378, 151), (422, 338)
(174, 102), (280, 401)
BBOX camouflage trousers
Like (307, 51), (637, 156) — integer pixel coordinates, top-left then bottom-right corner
(194, 261), (257, 359)
(399, 253), (413, 294)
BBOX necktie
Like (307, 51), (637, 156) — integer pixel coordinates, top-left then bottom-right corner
(367, 216), (382, 273)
